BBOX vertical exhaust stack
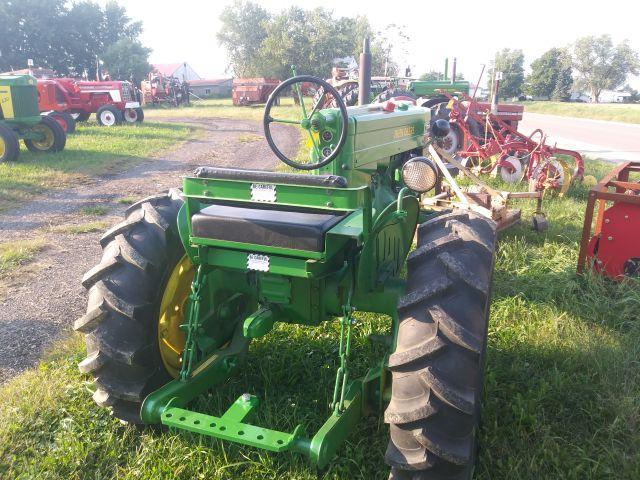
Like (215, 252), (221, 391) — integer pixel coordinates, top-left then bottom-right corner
(452, 57), (457, 83)
(358, 38), (371, 106)
(444, 58), (449, 81)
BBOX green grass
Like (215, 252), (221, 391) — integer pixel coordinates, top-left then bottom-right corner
(522, 101), (640, 124)
(49, 220), (111, 234)
(0, 238), (45, 279)
(1, 159), (639, 478)
(145, 97), (302, 122)
(80, 205), (109, 216)
(0, 121), (193, 212)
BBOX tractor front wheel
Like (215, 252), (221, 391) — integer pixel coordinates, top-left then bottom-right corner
(0, 123), (20, 162)
(74, 190), (185, 422)
(96, 105), (123, 126)
(24, 115), (66, 153)
(124, 107), (144, 124)
(386, 211), (496, 480)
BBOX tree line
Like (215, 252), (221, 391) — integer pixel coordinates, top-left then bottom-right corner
(217, 1), (409, 80)
(490, 35), (639, 102)
(0, 0), (150, 82)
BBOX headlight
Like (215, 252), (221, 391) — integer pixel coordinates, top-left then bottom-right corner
(402, 157), (439, 193)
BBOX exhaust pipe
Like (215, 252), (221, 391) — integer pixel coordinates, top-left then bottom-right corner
(452, 57), (457, 83)
(358, 38), (371, 106)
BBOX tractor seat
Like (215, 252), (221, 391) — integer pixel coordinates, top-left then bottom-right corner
(193, 166), (348, 188)
(191, 204), (347, 252)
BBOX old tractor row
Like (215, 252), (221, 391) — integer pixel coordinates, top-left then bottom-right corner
(75, 42), (495, 480)
(0, 74), (66, 162)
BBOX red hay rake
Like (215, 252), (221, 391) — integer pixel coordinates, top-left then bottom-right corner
(438, 90), (584, 195)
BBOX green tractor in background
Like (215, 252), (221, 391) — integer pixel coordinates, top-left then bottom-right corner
(0, 74), (66, 162)
(75, 43), (496, 479)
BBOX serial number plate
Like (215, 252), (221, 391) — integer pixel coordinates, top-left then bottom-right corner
(247, 253), (270, 272)
(250, 183), (276, 202)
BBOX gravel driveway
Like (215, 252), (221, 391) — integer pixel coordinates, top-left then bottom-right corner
(0, 117), (298, 383)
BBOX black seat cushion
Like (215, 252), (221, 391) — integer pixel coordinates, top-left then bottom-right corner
(193, 166), (347, 188)
(191, 204), (346, 252)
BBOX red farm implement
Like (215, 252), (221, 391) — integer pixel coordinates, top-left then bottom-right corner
(140, 72), (190, 107)
(577, 161), (640, 279)
(438, 90), (584, 194)
(232, 78), (280, 106)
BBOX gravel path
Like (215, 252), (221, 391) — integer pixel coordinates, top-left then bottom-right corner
(0, 117), (298, 383)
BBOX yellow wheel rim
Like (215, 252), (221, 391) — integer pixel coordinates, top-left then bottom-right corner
(31, 124), (55, 150)
(158, 254), (194, 378)
(0, 137), (6, 158)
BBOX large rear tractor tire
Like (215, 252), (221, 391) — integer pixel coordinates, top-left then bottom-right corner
(24, 115), (66, 153)
(386, 211), (496, 480)
(74, 190), (187, 423)
(47, 111), (76, 134)
(374, 88), (417, 104)
(72, 111), (91, 123)
(0, 123), (20, 162)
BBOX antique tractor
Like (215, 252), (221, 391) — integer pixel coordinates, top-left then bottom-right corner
(0, 74), (66, 162)
(75, 45), (496, 480)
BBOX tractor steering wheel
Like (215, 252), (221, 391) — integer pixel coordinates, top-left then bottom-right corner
(263, 75), (349, 171)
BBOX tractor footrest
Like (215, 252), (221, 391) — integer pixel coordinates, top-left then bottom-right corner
(161, 394), (305, 452)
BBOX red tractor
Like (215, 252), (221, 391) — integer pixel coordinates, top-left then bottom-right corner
(36, 77), (144, 127)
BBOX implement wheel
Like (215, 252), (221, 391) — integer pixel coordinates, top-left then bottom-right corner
(24, 115), (66, 152)
(74, 190), (187, 422)
(0, 123), (20, 162)
(386, 211), (496, 480)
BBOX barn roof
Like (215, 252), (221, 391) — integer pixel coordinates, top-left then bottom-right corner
(152, 63), (183, 76)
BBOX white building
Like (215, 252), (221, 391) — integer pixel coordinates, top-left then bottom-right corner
(152, 63), (201, 82)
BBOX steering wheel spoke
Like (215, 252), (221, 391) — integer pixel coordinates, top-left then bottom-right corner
(263, 75), (349, 171)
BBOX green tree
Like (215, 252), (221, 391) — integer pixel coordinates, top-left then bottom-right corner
(217, 3), (408, 79)
(217, 1), (270, 77)
(488, 49), (525, 99)
(0, 0), (147, 78)
(102, 39), (151, 84)
(420, 71), (443, 81)
(524, 48), (573, 100)
(573, 35), (640, 102)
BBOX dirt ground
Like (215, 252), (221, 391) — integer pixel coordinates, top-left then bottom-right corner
(0, 117), (298, 383)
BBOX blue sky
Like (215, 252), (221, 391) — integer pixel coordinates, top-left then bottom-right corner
(100, 0), (640, 89)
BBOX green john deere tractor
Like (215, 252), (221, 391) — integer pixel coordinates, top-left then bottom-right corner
(75, 44), (496, 479)
(0, 74), (66, 162)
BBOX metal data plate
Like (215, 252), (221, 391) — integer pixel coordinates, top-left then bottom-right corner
(247, 253), (270, 272)
(251, 183), (276, 202)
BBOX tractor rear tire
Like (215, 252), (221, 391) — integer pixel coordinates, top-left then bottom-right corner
(374, 89), (417, 104)
(72, 112), (91, 123)
(0, 123), (20, 162)
(96, 105), (123, 126)
(48, 111), (76, 134)
(385, 211), (496, 480)
(74, 190), (185, 423)
(24, 115), (66, 153)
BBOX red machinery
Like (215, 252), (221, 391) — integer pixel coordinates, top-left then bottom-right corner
(439, 90), (584, 194)
(140, 72), (190, 106)
(36, 77), (143, 127)
(577, 161), (640, 279)
(232, 78), (280, 106)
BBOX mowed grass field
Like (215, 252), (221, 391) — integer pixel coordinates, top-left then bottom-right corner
(522, 101), (640, 124)
(0, 120), (194, 213)
(0, 147), (638, 479)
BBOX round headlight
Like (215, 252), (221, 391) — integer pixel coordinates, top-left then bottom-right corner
(402, 157), (439, 193)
